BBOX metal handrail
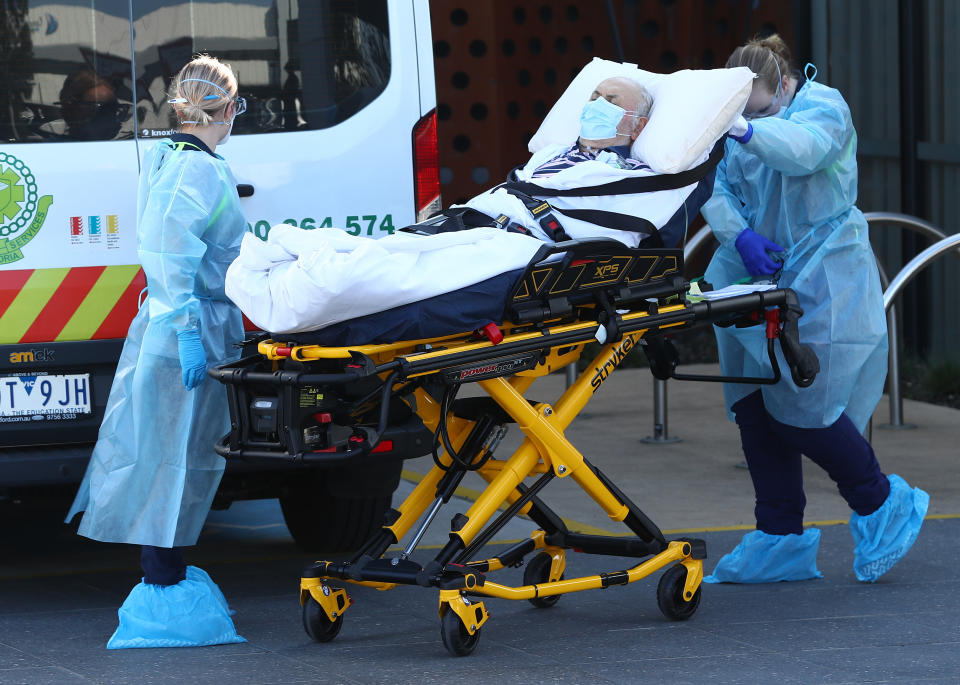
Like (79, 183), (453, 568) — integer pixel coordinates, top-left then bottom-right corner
(865, 213), (959, 428)
(863, 212), (960, 258)
(683, 226), (715, 262)
(884, 233), (960, 309)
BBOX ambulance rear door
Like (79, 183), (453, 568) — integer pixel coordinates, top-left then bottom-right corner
(0, 1), (142, 477)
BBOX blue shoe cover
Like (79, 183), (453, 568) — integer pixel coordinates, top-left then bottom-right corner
(107, 566), (246, 649)
(703, 529), (823, 583)
(186, 566), (236, 616)
(850, 474), (929, 583)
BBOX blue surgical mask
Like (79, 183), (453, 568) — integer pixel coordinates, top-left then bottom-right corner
(579, 96), (633, 140)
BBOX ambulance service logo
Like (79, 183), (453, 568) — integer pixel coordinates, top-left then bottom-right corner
(0, 153), (54, 265)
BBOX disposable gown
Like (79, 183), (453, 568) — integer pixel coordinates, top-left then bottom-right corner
(67, 140), (245, 547)
(702, 80), (887, 431)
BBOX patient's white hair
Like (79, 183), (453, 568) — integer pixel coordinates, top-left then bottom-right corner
(624, 79), (653, 118)
(599, 76), (653, 118)
(633, 82), (653, 118)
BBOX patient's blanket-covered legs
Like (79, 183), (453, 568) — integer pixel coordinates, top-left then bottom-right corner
(225, 225), (545, 335)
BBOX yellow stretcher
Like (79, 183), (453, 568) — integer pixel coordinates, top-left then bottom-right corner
(211, 238), (819, 656)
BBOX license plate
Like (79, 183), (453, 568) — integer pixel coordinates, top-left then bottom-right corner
(0, 374), (92, 421)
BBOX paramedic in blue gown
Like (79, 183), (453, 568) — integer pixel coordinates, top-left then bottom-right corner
(701, 34), (928, 584)
(66, 54), (248, 647)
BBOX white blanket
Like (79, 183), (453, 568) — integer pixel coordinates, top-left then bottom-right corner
(225, 224), (545, 334)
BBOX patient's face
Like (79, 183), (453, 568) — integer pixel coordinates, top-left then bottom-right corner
(586, 78), (648, 141)
(589, 80), (634, 111)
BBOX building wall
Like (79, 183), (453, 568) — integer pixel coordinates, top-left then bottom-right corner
(817, 0), (960, 362)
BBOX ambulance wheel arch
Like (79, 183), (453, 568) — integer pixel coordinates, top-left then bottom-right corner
(278, 461), (403, 553)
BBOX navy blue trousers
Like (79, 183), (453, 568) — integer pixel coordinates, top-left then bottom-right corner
(732, 390), (890, 535)
(141, 546), (186, 586)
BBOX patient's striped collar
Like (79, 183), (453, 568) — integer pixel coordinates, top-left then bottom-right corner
(531, 144), (648, 178)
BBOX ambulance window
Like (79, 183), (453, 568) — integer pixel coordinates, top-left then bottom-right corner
(132, 1), (391, 139)
(0, 1), (135, 144)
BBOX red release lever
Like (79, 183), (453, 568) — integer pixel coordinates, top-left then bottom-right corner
(764, 309), (781, 339)
(481, 322), (504, 345)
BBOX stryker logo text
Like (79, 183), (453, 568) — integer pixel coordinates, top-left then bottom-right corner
(589, 336), (635, 392)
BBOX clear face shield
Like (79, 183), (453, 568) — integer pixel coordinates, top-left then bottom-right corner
(744, 57), (784, 121)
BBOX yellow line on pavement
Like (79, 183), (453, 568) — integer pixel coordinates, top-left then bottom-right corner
(401, 471), (960, 536)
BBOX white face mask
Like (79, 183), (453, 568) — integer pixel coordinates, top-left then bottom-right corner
(217, 114), (235, 145)
(214, 97), (245, 146)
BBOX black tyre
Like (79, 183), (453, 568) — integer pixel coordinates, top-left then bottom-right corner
(280, 461), (403, 552)
(302, 595), (343, 643)
(522, 552), (564, 608)
(440, 609), (481, 657)
(656, 564), (701, 621)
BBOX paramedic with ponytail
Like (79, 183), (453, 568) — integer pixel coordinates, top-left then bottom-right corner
(66, 54), (247, 647)
(701, 34), (928, 584)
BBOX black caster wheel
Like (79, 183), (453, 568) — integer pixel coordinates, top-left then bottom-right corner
(440, 609), (481, 656)
(656, 564), (701, 621)
(302, 595), (344, 642)
(523, 552), (564, 608)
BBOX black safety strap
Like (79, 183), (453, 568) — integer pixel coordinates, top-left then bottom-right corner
(552, 207), (659, 240)
(500, 137), (726, 198)
(502, 188), (570, 242)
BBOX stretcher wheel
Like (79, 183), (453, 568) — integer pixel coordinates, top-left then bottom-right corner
(440, 610), (481, 656)
(302, 596), (343, 643)
(523, 552), (564, 608)
(656, 564), (701, 621)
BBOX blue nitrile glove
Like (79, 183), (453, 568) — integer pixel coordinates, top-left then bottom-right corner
(728, 115), (753, 143)
(735, 228), (784, 277)
(176, 329), (207, 390)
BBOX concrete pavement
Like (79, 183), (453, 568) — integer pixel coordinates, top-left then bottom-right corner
(2, 363), (958, 684)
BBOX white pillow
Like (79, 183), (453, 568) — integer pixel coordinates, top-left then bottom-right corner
(527, 58), (754, 174)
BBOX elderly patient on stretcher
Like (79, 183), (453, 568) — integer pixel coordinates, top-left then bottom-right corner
(424, 76), (665, 248)
(225, 63), (752, 335)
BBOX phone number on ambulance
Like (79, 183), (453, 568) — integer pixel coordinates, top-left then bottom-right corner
(247, 215), (396, 240)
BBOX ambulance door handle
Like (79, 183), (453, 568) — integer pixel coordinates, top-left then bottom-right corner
(237, 184), (254, 198)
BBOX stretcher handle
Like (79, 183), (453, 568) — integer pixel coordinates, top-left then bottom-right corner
(775, 291), (820, 388)
(208, 363), (364, 387)
(658, 288), (819, 387)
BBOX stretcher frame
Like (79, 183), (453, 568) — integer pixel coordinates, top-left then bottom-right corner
(212, 239), (818, 656)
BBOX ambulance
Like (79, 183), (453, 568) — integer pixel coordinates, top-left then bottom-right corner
(0, 0), (439, 550)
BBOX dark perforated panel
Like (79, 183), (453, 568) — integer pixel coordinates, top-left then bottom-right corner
(430, 1), (794, 208)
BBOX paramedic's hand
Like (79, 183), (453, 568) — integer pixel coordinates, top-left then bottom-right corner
(177, 329), (207, 390)
(728, 116), (753, 143)
(735, 228), (784, 277)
